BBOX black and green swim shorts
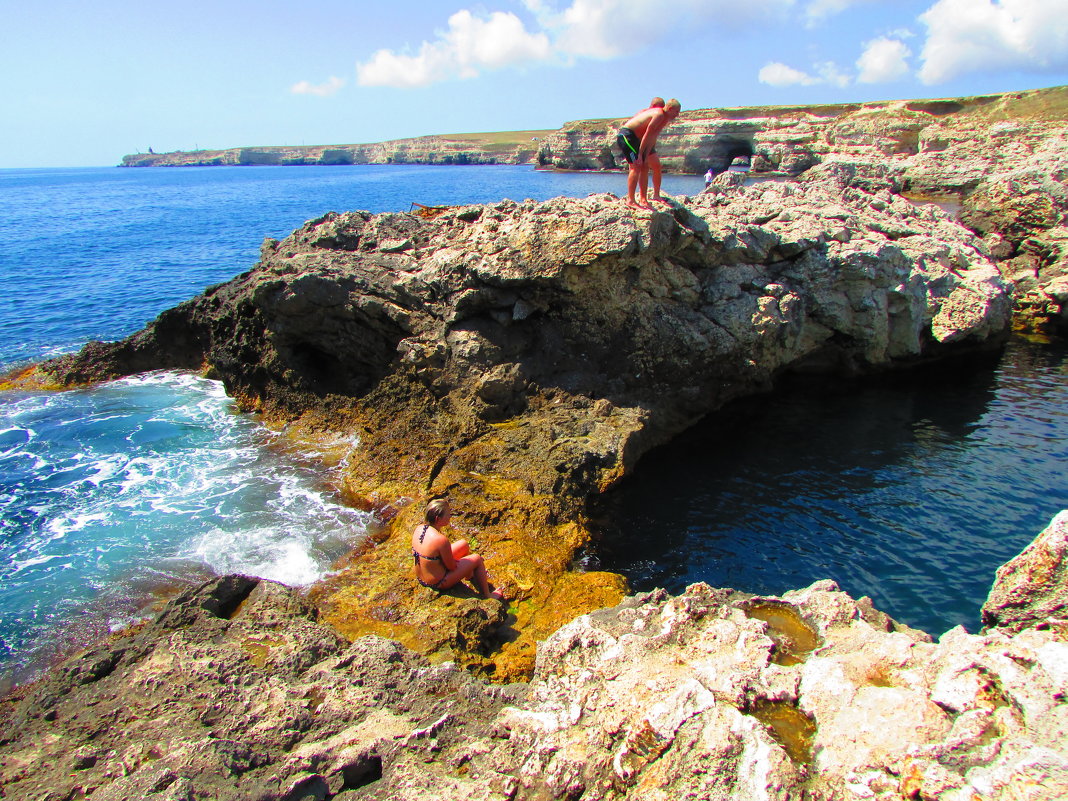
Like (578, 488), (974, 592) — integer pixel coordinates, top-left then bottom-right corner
(617, 127), (654, 164)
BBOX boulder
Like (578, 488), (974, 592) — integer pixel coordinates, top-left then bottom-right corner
(982, 510), (1068, 634)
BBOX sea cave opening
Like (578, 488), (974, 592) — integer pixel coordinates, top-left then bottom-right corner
(685, 136), (755, 174)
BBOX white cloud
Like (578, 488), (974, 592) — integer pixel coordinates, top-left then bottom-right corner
(919, 0), (1068, 84)
(856, 37), (912, 83)
(815, 61), (852, 87)
(356, 0), (886, 91)
(514, 0), (795, 60)
(291, 76), (346, 97)
(759, 62), (821, 87)
(357, 10), (551, 88)
(759, 60), (853, 87)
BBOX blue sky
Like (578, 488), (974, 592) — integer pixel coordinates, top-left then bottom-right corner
(3, 0), (1066, 167)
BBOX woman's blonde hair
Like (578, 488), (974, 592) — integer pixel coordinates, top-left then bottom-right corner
(425, 498), (450, 524)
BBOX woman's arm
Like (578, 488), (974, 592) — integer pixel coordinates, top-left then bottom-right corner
(436, 535), (458, 570)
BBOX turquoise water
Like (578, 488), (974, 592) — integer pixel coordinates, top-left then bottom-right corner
(0, 164), (1064, 687)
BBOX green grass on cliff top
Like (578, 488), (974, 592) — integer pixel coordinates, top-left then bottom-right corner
(434, 130), (556, 154)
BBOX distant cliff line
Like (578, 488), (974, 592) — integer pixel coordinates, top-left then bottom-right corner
(120, 85), (1066, 173)
(120, 129), (554, 168)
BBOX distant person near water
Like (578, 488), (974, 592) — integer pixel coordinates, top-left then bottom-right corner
(616, 97), (681, 209)
(704, 167), (715, 186)
(411, 498), (505, 600)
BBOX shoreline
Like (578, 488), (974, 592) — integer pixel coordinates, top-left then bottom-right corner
(13, 177), (1022, 681)
(118, 84), (1066, 175)
(5, 329), (1065, 695)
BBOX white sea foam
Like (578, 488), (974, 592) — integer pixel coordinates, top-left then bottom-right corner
(9, 553), (65, 576)
(2, 369), (371, 673)
(191, 526), (330, 587)
(45, 511), (109, 535)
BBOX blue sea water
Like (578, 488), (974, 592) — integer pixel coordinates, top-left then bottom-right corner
(0, 164), (1064, 688)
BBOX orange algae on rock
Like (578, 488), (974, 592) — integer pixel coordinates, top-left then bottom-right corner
(307, 467), (627, 681)
(0, 365), (67, 392)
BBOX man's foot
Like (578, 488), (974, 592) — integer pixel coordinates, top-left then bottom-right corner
(488, 586), (508, 601)
(624, 198), (645, 209)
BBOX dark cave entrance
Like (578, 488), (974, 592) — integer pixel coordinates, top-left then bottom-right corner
(684, 136), (755, 174)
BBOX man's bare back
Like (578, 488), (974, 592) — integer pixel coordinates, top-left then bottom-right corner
(621, 106), (666, 140)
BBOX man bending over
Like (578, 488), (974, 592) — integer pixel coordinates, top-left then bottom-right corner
(617, 98), (681, 209)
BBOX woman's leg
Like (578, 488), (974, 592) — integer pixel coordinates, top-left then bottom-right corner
(451, 540), (471, 559)
(438, 553), (499, 598)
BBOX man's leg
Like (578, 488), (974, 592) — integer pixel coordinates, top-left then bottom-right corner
(637, 162), (650, 207)
(650, 154), (667, 202)
(626, 163), (641, 207)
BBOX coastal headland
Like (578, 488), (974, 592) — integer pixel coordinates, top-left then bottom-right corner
(26, 173), (1016, 677)
(1, 86), (1066, 798)
(120, 130), (555, 168)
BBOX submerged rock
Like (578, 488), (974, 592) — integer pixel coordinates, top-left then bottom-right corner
(2, 513), (1065, 800)
(28, 180), (1014, 678)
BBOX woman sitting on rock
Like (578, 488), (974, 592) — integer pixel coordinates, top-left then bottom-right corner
(412, 498), (505, 600)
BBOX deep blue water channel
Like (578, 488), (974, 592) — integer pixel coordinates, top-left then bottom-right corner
(595, 339), (1068, 636)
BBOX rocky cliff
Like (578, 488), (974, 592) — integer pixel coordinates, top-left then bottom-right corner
(1, 512), (1065, 800)
(537, 85), (1068, 334)
(6, 92), (1066, 799)
(28, 171), (1012, 681)
(119, 86), (1068, 333)
(121, 131), (551, 168)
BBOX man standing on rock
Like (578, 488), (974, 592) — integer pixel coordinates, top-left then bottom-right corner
(617, 98), (681, 209)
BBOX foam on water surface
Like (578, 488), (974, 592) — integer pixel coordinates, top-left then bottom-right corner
(0, 370), (370, 684)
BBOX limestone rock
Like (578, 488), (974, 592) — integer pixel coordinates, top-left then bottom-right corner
(0, 575), (522, 801)
(121, 132), (551, 168)
(534, 86), (1068, 332)
(982, 510), (1068, 634)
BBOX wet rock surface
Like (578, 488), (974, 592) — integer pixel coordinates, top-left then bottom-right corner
(2, 513), (1065, 800)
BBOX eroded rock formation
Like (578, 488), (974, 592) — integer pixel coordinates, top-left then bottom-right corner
(1, 513), (1065, 800)
(30, 177), (1012, 679)
(538, 86), (1068, 332)
(120, 132), (550, 168)
(982, 510), (1068, 634)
